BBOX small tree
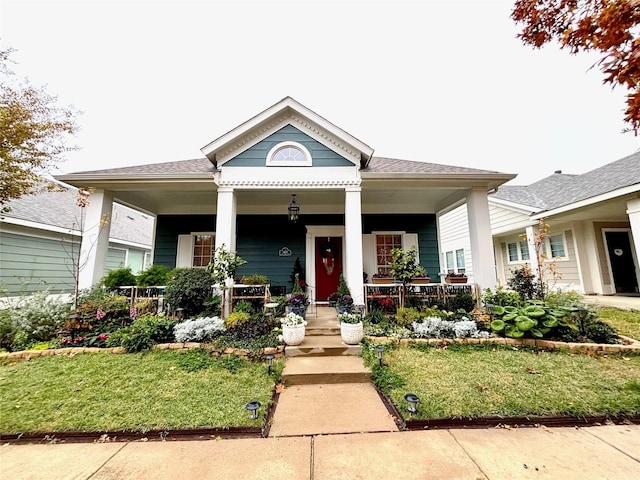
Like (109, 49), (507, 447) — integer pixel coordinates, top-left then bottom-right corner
(337, 274), (351, 296)
(206, 244), (247, 317)
(389, 247), (427, 285)
(520, 218), (563, 300)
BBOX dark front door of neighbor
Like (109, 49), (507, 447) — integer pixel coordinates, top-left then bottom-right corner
(315, 237), (342, 301)
(605, 231), (639, 293)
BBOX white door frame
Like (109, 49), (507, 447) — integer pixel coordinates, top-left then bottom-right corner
(602, 228), (640, 294)
(305, 225), (345, 304)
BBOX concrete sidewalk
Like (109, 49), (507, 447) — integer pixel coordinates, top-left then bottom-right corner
(2, 424), (638, 479)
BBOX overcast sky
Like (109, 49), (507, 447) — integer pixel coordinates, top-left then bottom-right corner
(2, 0), (638, 185)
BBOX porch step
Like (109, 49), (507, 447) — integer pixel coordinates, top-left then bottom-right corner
(284, 335), (362, 357)
(304, 307), (340, 335)
(282, 356), (371, 385)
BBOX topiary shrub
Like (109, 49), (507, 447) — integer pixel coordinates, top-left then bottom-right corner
(137, 265), (170, 287)
(103, 267), (137, 289)
(164, 268), (214, 317)
(507, 265), (540, 301)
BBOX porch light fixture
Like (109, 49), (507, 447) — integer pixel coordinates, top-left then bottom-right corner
(265, 353), (275, 375)
(245, 400), (261, 420)
(374, 345), (384, 367)
(404, 393), (420, 414)
(288, 194), (300, 223)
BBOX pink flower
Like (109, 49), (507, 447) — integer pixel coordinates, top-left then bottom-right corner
(96, 309), (106, 320)
(98, 334), (108, 341)
(130, 306), (137, 319)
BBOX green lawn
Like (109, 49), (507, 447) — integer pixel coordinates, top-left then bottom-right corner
(367, 343), (640, 420)
(598, 307), (640, 341)
(0, 350), (279, 433)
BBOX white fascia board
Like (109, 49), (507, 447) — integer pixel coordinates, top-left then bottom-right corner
(200, 97), (374, 165)
(0, 216), (80, 236)
(491, 220), (536, 236)
(361, 172), (517, 185)
(55, 173), (214, 184)
(489, 196), (539, 215)
(531, 183), (640, 220)
(109, 239), (152, 250)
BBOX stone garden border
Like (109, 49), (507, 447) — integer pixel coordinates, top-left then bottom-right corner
(366, 335), (640, 355)
(0, 344), (286, 361)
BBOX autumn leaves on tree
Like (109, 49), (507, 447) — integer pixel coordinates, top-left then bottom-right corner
(512, 0), (640, 134)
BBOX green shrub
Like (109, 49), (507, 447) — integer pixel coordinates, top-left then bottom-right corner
(164, 268), (214, 316)
(200, 296), (222, 318)
(585, 320), (621, 344)
(103, 267), (137, 289)
(0, 309), (16, 351)
(233, 301), (254, 314)
(449, 292), (476, 312)
(136, 265), (170, 287)
(75, 294), (130, 333)
(105, 314), (174, 352)
(507, 266), (540, 301)
(395, 307), (421, 327)
(240, 274), (269, 285)
(224, 311), (250, 329)
(337, 274), (351, 296)
(365, 309), (386, 325)
(544, 289), (585, 308)
(482, 286), (522, 307)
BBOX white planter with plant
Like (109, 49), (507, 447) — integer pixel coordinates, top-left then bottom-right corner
(280, 312), (307, 346)
(338, 312), (363, 345)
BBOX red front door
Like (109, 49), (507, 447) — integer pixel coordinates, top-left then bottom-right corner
(315, 237), (342, 301)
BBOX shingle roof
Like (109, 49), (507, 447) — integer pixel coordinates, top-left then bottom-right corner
(364, 156), (505, 175)
(70, 158), (215, 176)
(492, 150), (640, 212)
(1, 181), (153, 246)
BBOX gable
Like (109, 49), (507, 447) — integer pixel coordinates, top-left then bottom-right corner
(223, 125), (353, 167)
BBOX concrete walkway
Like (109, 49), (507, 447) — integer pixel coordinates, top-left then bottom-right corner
(582, 294), (640, 310)
(2, 424), (638, 479)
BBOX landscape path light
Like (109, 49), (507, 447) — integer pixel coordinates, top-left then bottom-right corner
(245, 400), (261, 420)
(404, 393), (420, 414)
(265, 353), (275, 375)
(374, 345), (384, 367)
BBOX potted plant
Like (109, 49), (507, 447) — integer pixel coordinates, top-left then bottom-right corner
(445, 272), (468, 284)
(286, 293), (309, 317)
(390, 247), (429, 285)
(335, 274), (353, 313)
(327, 292), (340, 307)
(372, 272), (394, 284)
(338, 312), (363, 345)
(336, 294), (354, 314)
(280, 312), (307, 346)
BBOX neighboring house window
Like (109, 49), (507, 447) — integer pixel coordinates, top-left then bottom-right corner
(193, 234), (215, 267)
(376, 234), (402, 275)
(455, 249), (466, 274)
(143, 252), (152, 270)
(506, 241), (530, 263)
(445, 249), (466, 273)
(266, 141), (312, 166)
(542, 233), (567, 260)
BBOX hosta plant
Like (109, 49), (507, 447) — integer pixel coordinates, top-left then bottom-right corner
(489, 301), (577, 339)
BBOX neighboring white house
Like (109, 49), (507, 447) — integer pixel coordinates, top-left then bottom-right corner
(55, 97), (516, 303)
(0, 180), (154, 296)
(439, 151), (640, 295)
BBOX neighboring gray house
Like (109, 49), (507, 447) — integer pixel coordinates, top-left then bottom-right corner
(439, 151), (640, 295)
(0, 180), (154, 296)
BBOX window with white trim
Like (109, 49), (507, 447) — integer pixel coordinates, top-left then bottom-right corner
(266, 141), (312, 166)
(506, 240), (530, 263)
(542, 233), (567, 260)
(444, 248), (466, 273)
(375, 234), (402, 275)
(193, 234), (215, 267)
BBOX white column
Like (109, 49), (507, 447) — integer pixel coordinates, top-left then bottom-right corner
(525, 225), (540, 275)
(78, 189), (113, 290)
(466, 187), (497, 291)
(214, 187), (237, 252)
(627, 199), (640, 272)
(344, 187), (364, 304)
(571, 222), (592, 294)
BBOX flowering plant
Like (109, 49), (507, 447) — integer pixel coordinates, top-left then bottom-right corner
(445, 272), (467, 278)
(280, 312), (306, 327)
(336, 294), (353, 307)
(286, 293), (309, 307)
(338, 312), (361, 324)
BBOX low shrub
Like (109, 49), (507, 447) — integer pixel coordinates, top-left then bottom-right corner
(224, 311), (250, 329)
(74, 294), (130, 334)
(585, 320), (621, 344)
(103, 267), (137, 289)
(136, 264), (170, 287)
(106, 314), (178, 352)
(200, 296), (222, 317)
(395, 307), (421, 327)
(412, 317), (489, 339)
(164, 268), (213, 316)
(173, 317), (226, 343)
(11, 291), (71, 349)
(233, 301), (254, 314)
(482, 286), (522, 307)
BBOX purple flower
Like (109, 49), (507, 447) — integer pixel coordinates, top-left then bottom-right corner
(96, 309), (106, 320)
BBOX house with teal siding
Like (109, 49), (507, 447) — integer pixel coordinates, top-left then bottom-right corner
(56, 97), (515, 305)
(0, 181), (153, 296)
